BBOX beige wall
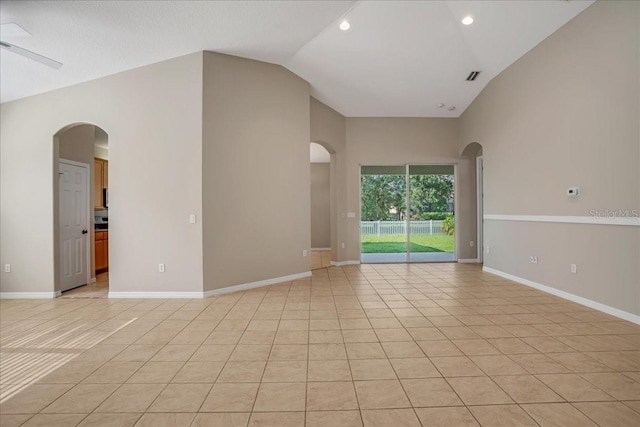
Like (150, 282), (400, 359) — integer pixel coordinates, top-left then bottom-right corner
(94, 127), (109, 160)
(345, 118), (477, 261)
(202, 52), (311, 291)
(58, 124), (97, 278)
(311, 163), (331, 248)
(59, 125), (95, 164)
(460, 1), (639, 315)
(1, 53), (204, 294)
(310, 97), (347, 263)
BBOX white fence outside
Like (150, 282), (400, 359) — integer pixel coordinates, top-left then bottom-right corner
(361, 220), (447, 236)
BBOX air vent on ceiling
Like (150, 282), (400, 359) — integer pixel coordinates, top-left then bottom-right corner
(466, 71), (481, 81)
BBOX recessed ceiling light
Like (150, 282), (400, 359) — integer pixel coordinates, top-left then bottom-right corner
(339, 20), (351, 31)
(462, 16), (474, 26)
(448, 106), (456, 111)
(438, 103), (445, 108)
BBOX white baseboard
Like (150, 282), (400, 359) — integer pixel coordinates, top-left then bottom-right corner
(89, 278), (97, 284)
(0, 291), (62, 299)
(483, 266), (640, 324)
(458, 258), (480, 263)
(330, 260), (361, 267)
(108, 271), (313, 299)
(311, 247), (331, 251)
(108, 291), (204, 299)
(204, 271), (312, 298)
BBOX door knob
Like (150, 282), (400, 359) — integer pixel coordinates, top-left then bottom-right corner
(82, 229), (88, 234)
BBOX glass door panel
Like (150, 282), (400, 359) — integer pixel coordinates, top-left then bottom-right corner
(408, 165), (456, 262)
(360, 166), (407, 263)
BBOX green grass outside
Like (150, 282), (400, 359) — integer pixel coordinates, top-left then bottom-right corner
(361, 234), (455, 253)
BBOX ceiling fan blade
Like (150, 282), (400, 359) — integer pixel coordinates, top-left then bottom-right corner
(0, 23), (32, 38)
(0, 41), (62, 69)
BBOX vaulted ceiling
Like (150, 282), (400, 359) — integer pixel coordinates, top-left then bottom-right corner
(0, 0), (594, 116)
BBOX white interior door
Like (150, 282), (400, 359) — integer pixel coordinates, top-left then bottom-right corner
(59, 161), (89, 292)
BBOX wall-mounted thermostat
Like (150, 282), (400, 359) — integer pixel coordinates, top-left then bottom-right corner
(567, 187), (580, 198)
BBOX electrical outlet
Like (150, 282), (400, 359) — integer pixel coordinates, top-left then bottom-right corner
(189, 214), (196, 224)
(530, 256), (538, 264)
(470, 241), (474, 247)
(485, 246), (490, 254)
(4, 264), (10, 273)
(571, 264), (577, 274)
(302, 249), (307, 257)
(341, 242), (345, 249)
(159, 263), (165, 273)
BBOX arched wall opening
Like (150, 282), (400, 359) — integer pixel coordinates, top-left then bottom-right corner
(461, 141), (484, 262)
(310, 141), (338, 267)
(54, 123), (110, 296)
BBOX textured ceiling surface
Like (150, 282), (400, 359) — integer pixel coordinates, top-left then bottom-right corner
(0, 0), (594, 116)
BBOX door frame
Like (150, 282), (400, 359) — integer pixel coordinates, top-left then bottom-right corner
(359, 163), (458, 263)
(476, 156), (483, 263)
(58, 158), (92, 290)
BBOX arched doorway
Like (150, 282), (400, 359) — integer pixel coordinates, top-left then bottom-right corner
(461, 142), (483, 262)
(310, 141), (337, 269)
(54, 123), (110, 297)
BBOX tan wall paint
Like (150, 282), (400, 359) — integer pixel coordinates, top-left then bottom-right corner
(0, 53), (204, 294)
(485, 220), (639, 315)
(345, 118), (477, 261)
(58, 124), (97, 278)
(460, 1), (639, 315)
(94, 127), (109, 160)
(59, 125), (95, 164)
(310, 97), (347, 263)
(311, 163), (331, 248)
(202, 52), (311, 291)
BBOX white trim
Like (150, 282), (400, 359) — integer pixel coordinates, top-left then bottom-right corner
(484, 214), (640, 227)
(482, 266), (640, 325)
(108, 291), (204, 299)
(458, 259), (479, 263)
(89, 278), (97, 284)
(311, 248), (331, 251)
(108, 271), (313, 299)
(0, 291), (62, 299)
(330, 260), (361, 267)
(204, 271), (312, 298)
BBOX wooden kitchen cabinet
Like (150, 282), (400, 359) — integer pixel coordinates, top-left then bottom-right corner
(95, 230), (109, 272)
(94, 158), (108, 209)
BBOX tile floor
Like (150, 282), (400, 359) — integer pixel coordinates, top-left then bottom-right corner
(0, 263), (639, 426)
(311, 251), (332, 270)
(60, 272), (109, 299)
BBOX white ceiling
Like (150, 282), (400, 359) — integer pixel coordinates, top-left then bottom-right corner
(0, 1), (594, 117)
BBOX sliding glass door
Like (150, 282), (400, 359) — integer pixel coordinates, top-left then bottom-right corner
(361, 164), (455, 263)
(408, 165), (456, 262)
(360, 166), (408, 263)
